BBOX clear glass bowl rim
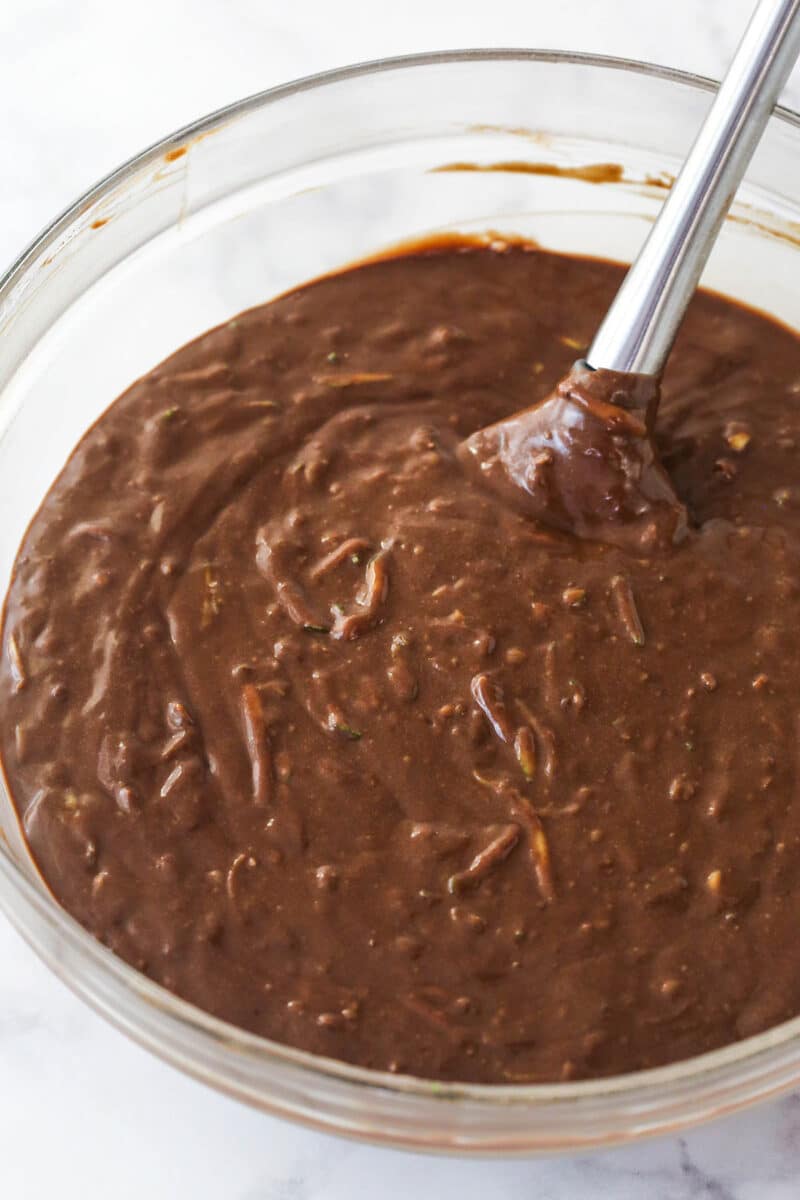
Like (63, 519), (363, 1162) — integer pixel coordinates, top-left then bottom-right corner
(3, 47), (800, 1147)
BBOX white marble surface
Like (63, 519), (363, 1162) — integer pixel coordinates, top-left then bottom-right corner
(4, 1), (800, 1195)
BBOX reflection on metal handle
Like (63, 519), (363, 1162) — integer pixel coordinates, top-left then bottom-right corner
(587, 0), (800, 377)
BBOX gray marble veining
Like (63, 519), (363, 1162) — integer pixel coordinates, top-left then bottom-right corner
(2, 2), (800, 1196)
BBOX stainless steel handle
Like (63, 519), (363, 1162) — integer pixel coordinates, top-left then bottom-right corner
(587, 0), (800, 377)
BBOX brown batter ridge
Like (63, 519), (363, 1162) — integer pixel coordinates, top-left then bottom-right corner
(3, 240), (800, 1083)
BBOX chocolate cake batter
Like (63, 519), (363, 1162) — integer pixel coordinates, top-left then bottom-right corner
(3, 240), (800, 1084)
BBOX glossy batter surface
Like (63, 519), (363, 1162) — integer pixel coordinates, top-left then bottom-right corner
(4, 243), (800, 1083)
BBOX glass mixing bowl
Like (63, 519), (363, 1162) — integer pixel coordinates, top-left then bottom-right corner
(3, 50), (800, 1155)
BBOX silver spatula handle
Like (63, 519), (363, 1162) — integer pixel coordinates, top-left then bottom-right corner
(587, 0), (800, 377)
